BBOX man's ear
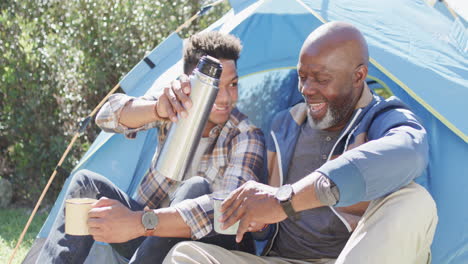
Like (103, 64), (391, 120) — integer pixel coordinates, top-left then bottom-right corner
(353, 64), (368, 87)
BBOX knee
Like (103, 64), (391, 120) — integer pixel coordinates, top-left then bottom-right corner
(69, 169), (89, 187)
(71, 169), (98, 184)
(402, 183), (438, 222)
(379, 182), (438, 240)
(410, 184), (438, 235)
(69, 169), (105, 192)
(72, 169), (91, 181)
(163, 241), (201, 264)
(181, 176), (211, 197)
(170, 177), (211, 205)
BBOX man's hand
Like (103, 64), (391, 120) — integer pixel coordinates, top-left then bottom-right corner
(87, 197), (144, 243)
(219, 181), (287, 243)
(156, 74), (192, 122)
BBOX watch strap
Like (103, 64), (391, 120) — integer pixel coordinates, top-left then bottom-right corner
(280, 199), (300, 221)
(144, 227), (153, 237)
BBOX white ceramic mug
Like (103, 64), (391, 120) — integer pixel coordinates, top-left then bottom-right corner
(65, 198), (97, 236)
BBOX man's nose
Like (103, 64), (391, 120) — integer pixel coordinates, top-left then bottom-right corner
(215, 87), (230, 104)
(300, 79), (318, 95)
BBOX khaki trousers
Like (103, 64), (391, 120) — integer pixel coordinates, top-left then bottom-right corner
(163, 182), (438, 264)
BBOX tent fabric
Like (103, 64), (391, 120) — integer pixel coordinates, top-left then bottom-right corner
(29, 0), (467, 263)
(431, 0), (468, 28)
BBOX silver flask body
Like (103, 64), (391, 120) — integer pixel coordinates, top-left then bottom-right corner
(155, 56), (222, 181)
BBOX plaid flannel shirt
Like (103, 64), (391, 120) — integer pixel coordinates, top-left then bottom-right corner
(96, 93), (265, 239)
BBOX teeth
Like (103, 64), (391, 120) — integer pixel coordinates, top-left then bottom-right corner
(214, 105), (228, 110)
(309, 103), (325, 112)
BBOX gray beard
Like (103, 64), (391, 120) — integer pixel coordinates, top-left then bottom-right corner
(307, 107), (336, 130)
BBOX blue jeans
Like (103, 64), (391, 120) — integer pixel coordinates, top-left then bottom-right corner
(36, 170), (253, 264)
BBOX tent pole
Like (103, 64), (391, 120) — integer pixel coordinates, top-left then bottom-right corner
(175, 0), (226, 33)
(8, 83), (121, 264)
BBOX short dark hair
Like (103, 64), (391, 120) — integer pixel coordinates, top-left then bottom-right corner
(183, 31), (242, 74)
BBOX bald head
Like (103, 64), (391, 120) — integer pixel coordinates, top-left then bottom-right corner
(301, 22), (369, 69)
(297, 22), (370, 131)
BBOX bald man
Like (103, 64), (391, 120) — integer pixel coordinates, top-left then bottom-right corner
(163, 22), (438, 264)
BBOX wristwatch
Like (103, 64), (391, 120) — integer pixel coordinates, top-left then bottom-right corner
(275, 184), (300, 221)
(141, 208), (159, 236)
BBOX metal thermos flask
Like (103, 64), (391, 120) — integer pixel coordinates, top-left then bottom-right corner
(155, 55), (222, 181)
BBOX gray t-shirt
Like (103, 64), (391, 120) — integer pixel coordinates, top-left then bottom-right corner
(272, 122), (350, 259)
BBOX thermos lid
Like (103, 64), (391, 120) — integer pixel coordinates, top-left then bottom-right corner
(197, 55), (223, 79)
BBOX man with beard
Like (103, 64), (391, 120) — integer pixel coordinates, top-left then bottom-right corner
(163, 22), (438, 264)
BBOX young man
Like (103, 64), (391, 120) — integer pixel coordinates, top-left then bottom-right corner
(36, 32), (265, 264)
(163, 22), (438, 264)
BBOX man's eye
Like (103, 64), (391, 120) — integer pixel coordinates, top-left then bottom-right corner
(318, 79), (329, 85)
(230, 82), (238, 88)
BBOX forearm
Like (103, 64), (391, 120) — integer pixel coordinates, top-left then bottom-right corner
(291, 171), (325, 212)
(318, 126), (428, 206)
(119, 99), (160, 128)
(145, 207), (192, 238)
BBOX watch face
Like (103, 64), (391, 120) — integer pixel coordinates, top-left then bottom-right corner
(276, 184), (293, 202)
(142, 211), (158, 230)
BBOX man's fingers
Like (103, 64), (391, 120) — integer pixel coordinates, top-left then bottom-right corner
(235, 218), (250, 243)
(247, 221), (263, 232)
(172, 80), (192, 113)
(88, 226), (101, 235)
(161, 88), (177, 122)
(179, 74), (191, 94)
(93, 197), (119, 208)
(222, 200), (246, 229)
(158, 95), (175, 121)
(164, 86), (185, 119)
(220, 196), (242, 222)
(88, 206), (111, 218)
(220, 186), (245, 213)
(221, 185), (251, 223)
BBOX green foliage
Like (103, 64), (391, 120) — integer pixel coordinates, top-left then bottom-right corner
(0, 0), (230, 205)
(0, 208), (48, 264)
(373, 87), (393, 99)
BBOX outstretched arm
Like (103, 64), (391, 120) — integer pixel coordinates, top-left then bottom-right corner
(119, 75), (193, 127)
(88, 197), (192, 243)
(95, 75), (193, 136)
(220, 171), (325, 243)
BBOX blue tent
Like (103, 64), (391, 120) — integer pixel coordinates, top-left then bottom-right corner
(26, 0), (467, 263)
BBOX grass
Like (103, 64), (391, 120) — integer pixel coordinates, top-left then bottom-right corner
(0, 207), (48, 264)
